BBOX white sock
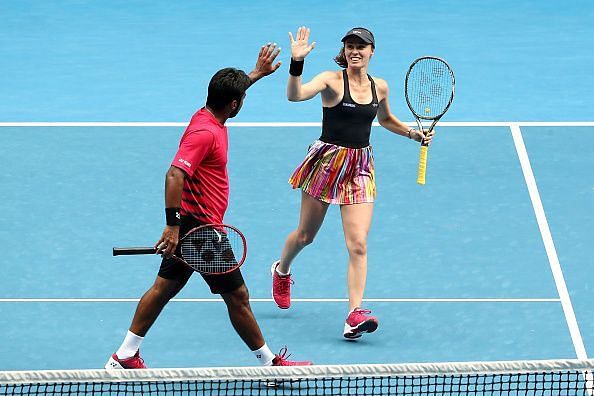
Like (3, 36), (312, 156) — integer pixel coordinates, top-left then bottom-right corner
(276, 261), (290, 276)
(116, 330), (144, 359)
(252, 343), (276, 366)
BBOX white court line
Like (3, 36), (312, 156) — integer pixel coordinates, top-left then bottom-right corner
(510, 124), (588, 360)
(0, 298), (560, 303)
(0, 121), (594, 127)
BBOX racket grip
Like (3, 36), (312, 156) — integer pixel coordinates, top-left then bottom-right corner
(113, 247), (157, 256)
(417, 146), (428, 185)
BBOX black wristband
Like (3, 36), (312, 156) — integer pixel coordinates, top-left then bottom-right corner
(165, 208), (181, 226)
(289, 58), (304, 76)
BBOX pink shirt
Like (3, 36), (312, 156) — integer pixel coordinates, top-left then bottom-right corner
(171, 108), (229, 224)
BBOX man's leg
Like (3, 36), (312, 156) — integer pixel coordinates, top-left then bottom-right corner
(106, 275), (188, 369)
(220, 284), (265, 350)
(129, 276), (187, 337)
(219, 283), (312, 366)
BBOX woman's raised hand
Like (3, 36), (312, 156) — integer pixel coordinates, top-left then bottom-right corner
(289, 26), (316, 61)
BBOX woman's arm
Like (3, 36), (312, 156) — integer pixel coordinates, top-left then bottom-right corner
(288, 71), (333, 102)
(286, 26), (328, 102)
(376, 79), (432, 143)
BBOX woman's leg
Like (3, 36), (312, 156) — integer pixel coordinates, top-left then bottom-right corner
(277, 191), (330, 273)
(272, 191), (329, 309)
(340, 202), (378, 339)
(339, 202), (374, 310)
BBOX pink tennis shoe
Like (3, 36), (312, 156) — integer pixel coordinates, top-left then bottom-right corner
(272, 346), (312, 366)
(105, 350), (147, 370)
(343, 308), (378, 339)
(271, 261), (293, 309)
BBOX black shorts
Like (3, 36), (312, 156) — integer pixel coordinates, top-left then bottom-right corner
(158, 215), (245, 294)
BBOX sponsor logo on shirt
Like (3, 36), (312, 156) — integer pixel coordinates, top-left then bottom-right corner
(178, 158), (191, 168)
(342, 102), (356, 108)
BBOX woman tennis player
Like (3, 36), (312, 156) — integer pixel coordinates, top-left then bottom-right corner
(271, 27), (433, 339)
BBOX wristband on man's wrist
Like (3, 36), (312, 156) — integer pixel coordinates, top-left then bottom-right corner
(165, 207), (181, 226)
(289, 58), (304, 76)
(407, 128), (414, 139)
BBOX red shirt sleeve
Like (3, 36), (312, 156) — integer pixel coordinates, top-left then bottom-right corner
(171, 129), (215, 175)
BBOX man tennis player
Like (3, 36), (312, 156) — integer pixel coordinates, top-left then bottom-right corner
(106, 43), (311, 369)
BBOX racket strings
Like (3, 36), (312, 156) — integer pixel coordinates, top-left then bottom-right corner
(181, 226), (244, 274)
(406, 58), (454, 119)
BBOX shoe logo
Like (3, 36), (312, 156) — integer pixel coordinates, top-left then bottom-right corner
(256, 354), (262, 358)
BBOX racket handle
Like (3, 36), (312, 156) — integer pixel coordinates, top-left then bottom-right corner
(113, 247), (157, 256)
(417, 145), (428, 185)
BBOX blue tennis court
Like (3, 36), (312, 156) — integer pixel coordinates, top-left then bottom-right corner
(1, 0), (593, 373)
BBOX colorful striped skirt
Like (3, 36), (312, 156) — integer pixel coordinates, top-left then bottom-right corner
(288, 140), (376, 204)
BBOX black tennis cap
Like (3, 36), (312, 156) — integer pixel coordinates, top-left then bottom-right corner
(341, 27), (375, 47)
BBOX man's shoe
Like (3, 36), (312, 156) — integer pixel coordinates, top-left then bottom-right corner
(271, 346), (313, 366)
(105, 350), (147, 369)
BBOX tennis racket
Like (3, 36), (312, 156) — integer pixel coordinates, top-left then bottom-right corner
(113, 224), (247, 275)
(405, 56), (455, 185)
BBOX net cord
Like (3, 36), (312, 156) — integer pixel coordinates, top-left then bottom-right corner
(2, 359), (594, 385)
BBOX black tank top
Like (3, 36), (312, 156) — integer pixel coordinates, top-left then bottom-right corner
(320, 69), (379, 148)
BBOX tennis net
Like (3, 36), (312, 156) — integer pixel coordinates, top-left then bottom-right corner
(1, 358), (593, 395)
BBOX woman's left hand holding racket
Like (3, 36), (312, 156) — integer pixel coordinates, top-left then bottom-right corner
(409, 128), (436, 145)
